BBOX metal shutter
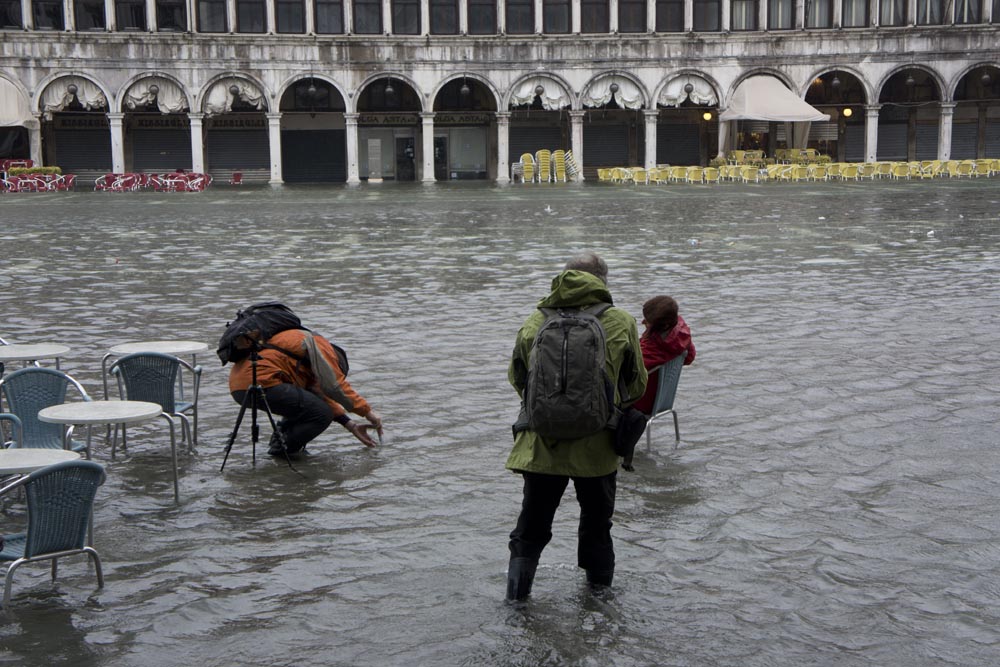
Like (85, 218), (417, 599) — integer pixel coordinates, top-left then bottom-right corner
(915, 123), (938, 160)
(205, 129), (269, 170)
(876, 123), (907, 161)
(809, 121), (838, 141)
(53, 130), (112, 171)
(950, 122), (978, 159)
(986, 120), (1000, 158)
(132, 129), (193, 171)
(508, 126), (565, 163)
(281, 130), (347, 182)
(845, 124), (865, 161)
(656, 123), (699, 165)
(583, 124), (628, 166)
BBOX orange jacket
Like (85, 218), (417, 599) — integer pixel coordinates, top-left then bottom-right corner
(228, 329), (371, 419)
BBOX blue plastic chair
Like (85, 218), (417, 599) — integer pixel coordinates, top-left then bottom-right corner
(0, 459), (106, 606)
(644, 351), (687, 449)
(0, 367), (92, 457)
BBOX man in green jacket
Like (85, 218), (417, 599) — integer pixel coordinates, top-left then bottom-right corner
(505, 252), (647, 601)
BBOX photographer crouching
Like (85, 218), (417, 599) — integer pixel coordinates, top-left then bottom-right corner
(225, 307), (383, 457)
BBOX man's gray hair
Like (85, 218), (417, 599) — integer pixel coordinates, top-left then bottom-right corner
(565, 252), (608, 284)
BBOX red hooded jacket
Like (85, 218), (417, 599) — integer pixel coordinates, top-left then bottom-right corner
(632, 315), (695, 415)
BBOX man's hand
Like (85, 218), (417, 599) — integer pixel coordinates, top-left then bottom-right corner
(346, 420), (378, 448)
(365, 410), (384, 438)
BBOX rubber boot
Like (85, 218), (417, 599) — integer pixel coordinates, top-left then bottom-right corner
(586, 569), (613, 588)
(506, 557), (538, 601)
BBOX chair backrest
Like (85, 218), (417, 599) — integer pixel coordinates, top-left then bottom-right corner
(111, 352), (182, 413)
(0, 367), (87, 449)
(649, 351), (687, 417)
(21, 460), (106, 558)
(0, 412), (22, 447)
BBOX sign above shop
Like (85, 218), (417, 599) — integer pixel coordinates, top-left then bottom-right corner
(433, 112), (493, 126)
(133, 115), (190, 129)
(51, 114), (109, 129)
(206, 115), (267, 129)
(358, 113), (419, 126)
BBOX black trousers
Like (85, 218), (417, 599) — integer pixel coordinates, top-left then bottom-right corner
(508, 470), (617, 575)
(231, 384), (333, 452)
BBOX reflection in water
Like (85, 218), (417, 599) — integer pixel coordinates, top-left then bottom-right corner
(1, 181), (999, 665)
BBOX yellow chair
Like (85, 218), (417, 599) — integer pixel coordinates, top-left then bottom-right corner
(826, 163), (842, 179)
(611, 167), (631, 183)
(840, 164), (860, 180)
(630, 168), (648, 184)
(874, 162), (893, 178)
(647, 167), (668, 184)
(535, 149), (552, 182)
(686, 167), (704, 184)
(564, 150), (581, 180)
(808, 164), (828, 180)
(551, 149), (567, 182)
(519, 153), (535, 183)
(703, 167), (720, 184)
(973, 160), (992, 177)
(728, 150), (745, 165)
(739, 165), (760, 183)
(859, 163), (877, 179)
(597, 168), (613, 182)
(890, 162), (910, 179)
(957, 161), (974, 177)
(789, 165), (808, 181)
(669, 166), (689, 182)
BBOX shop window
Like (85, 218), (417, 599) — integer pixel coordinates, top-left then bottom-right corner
(354, 0), (381, 31)
(994, 0), (999, 22)
(693, 0), (719, 29)
(157, 0), (186, 30)
(506, 0), (533, 33)
(618, 0), (645, 30)
(915, 0), (942, 23)
(315, 0), (343, 32)
(768, 0), (792, 27)
(655, 0), (682, 30)
(115, 0), (145, 28)
(581, 0), (608, 31)
(33, 0), (65, 29)
(806, 0), (831, 26)
(74, 0), (105, 28)
(842, 0), (867, 24)
(236, 0), (265, 31)
(430, 0), (457, 32)
(543, 0), (569, 32)
(197, 0), (226, 31)
(731, 0), (756, 29)
(0, 0), (21, 26)
(276, 0), (305, 31)
(953, 0), (980, 22)
(879, 0), (905, 23)
(467, 0), (495, 32)
(392, 0), (419, 32)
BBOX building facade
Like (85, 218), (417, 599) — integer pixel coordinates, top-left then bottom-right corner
(1, 0), (998, 182)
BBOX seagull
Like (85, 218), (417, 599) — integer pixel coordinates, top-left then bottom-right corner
(544, 204), (553, 213)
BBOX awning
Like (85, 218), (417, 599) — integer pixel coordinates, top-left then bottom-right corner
(719, 76), (829, 122)
(1, 77), (33, 127)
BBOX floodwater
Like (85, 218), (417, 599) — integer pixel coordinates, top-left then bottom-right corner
(1, 178), (999, 666)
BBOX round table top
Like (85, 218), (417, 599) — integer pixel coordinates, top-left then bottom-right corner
(38, 400), (163, 425)
(0, 448), (81, 475)
(0, 343), (71, 362)
(109, 340), (209, 356)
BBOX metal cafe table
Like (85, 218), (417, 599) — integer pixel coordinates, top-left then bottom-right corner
(37, 400), (182, 501)
(0, 448), (80, 476)
(0, 343), (71, 370)
(101, 339), (208, 400)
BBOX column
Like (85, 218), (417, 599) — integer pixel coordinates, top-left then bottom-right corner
(795, 0), (805, 27)
(569, 110), (585, 180)
(267, 112), (283, 183)
(107, 0), (117, 29)
(610, 0), (619, 30)
(573, 0), (582, 31)
(937, 102), (955, 162)
(832, 0), (841, 26)
(718, 119), (728, 156)
(864, 104), (880, 163)
(108, 112), (126, 173)
(147, 0), (157, 30)
(421, 0), (430, 33)
(65, 0), (75, 30)
(720, 0), (729, 30)
(305, 0), (316, 32)
(228, 0), (237, 31)
(759, 0), (767, 29)
(496, 111), (511, 183)
(647, 0), (656, 31)
(29, 114), (43, 166)
(459, 0), (468, 32)
(345, 112), (361, 183)
(643, 109), (658, 169)
(21, 0), (32, 28)
(684, 0), (692, 30)
(189, 113), (206, 173)
(343, 0), (353, 32)
(267, 0), (277, 32)
(498, 0), (506, 31)
(421, 112), (436, 182)
(383, 0), (392, 31)
(907, 0), (916, 24)
(535, 0), (543, 31)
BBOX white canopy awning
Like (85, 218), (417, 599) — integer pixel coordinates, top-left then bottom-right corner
(509, 76), (571, 111)
(659, 75), (718, 107)
(581, 76), (644, 110)
(719, 76), (829, 122)
(125, 76), (189, 114)
(41, 76), (108, 113)
(203, 77), (267, 115)
(0, 78), (32, 127)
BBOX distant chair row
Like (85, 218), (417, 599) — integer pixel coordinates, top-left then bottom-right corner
(511, 149), (580, 183)
(1, 173), (75, 193)
(94, 172), (213, 192)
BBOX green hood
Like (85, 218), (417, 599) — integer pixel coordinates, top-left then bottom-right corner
(537, 270), (613, 309)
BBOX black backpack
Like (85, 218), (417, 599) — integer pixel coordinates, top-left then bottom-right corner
(217, 302), (305, 365)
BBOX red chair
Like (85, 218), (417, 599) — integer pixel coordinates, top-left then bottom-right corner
(229, 171), (243, 185)
(94, 173), (117, 191)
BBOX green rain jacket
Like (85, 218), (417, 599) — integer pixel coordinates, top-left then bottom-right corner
(506, 270), (648, 478)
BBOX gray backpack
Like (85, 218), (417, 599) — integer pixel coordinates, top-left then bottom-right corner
(519, 303), (616, 440)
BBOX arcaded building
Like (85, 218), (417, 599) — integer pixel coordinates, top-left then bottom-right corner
(1, 0), (998, 183)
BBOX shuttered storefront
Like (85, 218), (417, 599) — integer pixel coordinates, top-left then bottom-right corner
(845, 124), (865, 161)
(281, 130), (347, 182)
(657, 123), (699, 165)
(915, 123), (939, 160)
(950, 122), (978, 159)
(205, 116), (269, 180)
(53, 129), (112, 172)
(986, 121), (1000, 157)
(876, 124), (907, 161)
(508, 125), (564, 164)
(583, 124), (628, 167)
(132, 129), (192, 172)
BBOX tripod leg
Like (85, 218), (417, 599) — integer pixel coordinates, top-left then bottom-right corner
(220, 391), (253, 472)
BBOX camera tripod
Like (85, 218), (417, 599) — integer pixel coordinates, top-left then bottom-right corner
(220, 345), (296, 472)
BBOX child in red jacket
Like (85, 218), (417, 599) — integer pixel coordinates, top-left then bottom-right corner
(632, 295), (696, 415)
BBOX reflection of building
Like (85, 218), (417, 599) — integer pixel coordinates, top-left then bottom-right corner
(1, 0), (997, 182)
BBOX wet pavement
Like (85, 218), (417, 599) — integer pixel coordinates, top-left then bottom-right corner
(1, 179), (999, 666)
